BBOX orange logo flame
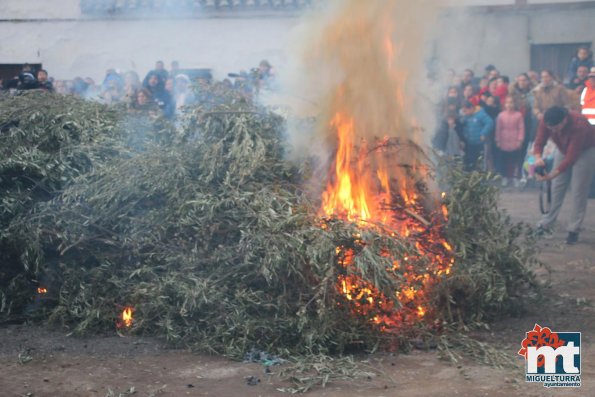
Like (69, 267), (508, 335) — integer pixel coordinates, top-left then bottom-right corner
(519, 324), (566, 367)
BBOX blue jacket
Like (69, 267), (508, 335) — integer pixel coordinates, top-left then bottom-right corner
(461, 107), (494, 146)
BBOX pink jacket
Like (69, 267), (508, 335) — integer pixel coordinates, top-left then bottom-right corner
(495, 110), (525, 151)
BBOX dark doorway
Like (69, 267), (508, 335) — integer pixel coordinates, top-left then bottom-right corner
(530, 43), (591, 82)
(0, 64), (43, 86)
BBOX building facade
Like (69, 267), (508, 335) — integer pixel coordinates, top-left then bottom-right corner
(0, 1), (594, 82)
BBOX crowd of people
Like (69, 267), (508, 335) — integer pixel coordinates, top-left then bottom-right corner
(433, 46), (595, 244)
(0, 59), (276, 118)
(432, 46), (595, 190)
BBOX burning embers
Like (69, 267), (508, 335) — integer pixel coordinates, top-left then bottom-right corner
(311, 1), (454, 332)
(321, 130), (454, 331)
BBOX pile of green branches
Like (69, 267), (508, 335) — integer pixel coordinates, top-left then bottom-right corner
(436, 162), (540, 325)
(1, 91), (539, 360)
(5, 106), (418, 356)
(0, 91), (176, 316)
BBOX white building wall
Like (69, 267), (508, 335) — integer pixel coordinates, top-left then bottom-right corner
(1, 1), (595, 81)
(0, 0), (81, 19)
(433, 5), (595, 78)
(0, 17), (299, 80)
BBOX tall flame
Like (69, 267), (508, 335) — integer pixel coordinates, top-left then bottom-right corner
(311, 0), (452, 330)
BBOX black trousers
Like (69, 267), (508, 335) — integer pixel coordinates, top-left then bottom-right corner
(464, 144), (483, 171)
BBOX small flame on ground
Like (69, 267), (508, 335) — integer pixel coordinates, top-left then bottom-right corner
(121, 307), (133, 328)
(37, 287), (47, 294)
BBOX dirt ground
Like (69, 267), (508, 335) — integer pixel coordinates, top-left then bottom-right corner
(1, 189), (593, 397)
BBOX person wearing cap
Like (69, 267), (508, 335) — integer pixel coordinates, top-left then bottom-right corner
(580, 66), (595, 125)
(534, 106), (595, 244)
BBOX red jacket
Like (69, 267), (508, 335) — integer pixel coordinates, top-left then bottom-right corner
(494, 84), (509, 107)
(534, 111), (595, 173)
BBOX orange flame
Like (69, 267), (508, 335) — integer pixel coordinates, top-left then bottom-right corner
(315, 1), (454, 332)
(37, 287), (47, 294)
(121, 307), (133, 328)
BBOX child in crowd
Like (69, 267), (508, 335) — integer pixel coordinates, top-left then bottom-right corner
(495, 96), (525, 187)
(433, 108), (464, 159)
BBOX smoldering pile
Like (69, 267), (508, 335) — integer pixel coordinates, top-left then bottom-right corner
(1, 90), (538, 361)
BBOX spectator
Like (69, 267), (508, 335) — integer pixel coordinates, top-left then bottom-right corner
(534, 107), (595, 244)
(102, 69), (124, 93)
(440, 85), (461, 116)
(123, 71), (142, 105)
(53, 80), (70, 95)
(153, 60), (169, 82)
(567, 46), (593, 84)
(483, 64), (497, 79)
(566, 65), (589, 111)
(494, 75), (510, 106)
(170, 61), (180, 78)
(132, 88), (158, 114)
(173, 74), (195, 115)
(165, 77), (174, 94)
(72, 77), (89, 97)
(460, 100), (494, 170)
(102, 79), (123, 104)
(580, 66), (595, 125)
(487, 68), (500, 81)
(460, 68), (478, 91)
(509, 73), (535, 121)
(17, 68), (38, 90)
(479, 91), (500, 172)
(509, 73), (537, 180)
(527, 70), (540, 86)
(462, 84), (478, 105)
(433, 110), (464, 158)
(37, 69), (54, 92)
(143, 70), (174, 118)
(222, 78), (233, 89)
(255, 59), (275, 91)
(567, 65), (589, 90)
(84, 77), (101, 100)
(495, 96), (525, 187)
(532, 70), (570, 121)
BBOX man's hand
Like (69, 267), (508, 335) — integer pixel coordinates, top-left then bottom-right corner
(535, 169), (560, 182)
(534, 156), (545, 168)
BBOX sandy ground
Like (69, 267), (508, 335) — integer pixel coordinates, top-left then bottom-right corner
(0, 189), (593, 397)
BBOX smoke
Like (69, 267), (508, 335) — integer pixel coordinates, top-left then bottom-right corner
(279, 0), (444, 161)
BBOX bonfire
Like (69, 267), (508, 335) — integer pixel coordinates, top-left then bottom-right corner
(0, 4), (538, 392)
(307, 0), (455, 332)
